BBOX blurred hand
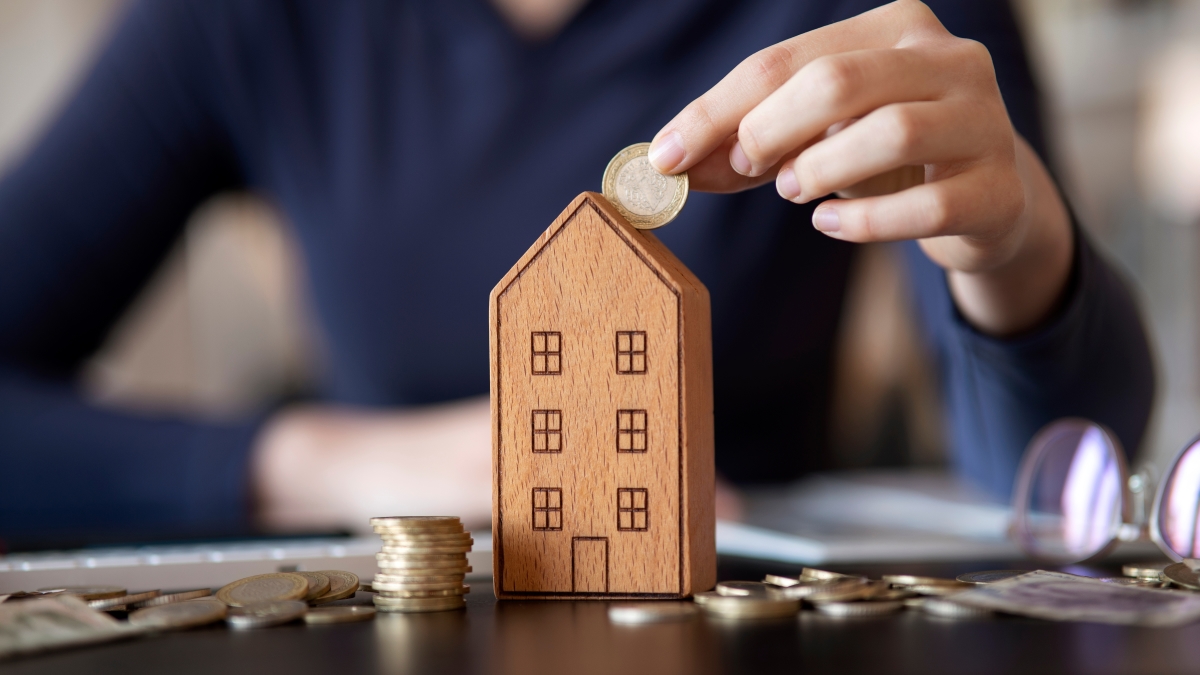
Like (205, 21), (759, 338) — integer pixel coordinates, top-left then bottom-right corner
(649, 0), (1073, 337)
(253, 397), (493, 533)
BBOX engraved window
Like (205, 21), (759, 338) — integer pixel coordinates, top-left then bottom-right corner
(532, 410), (562, 453)
(531, 332), (561, 375)
(617, 488), (648, 531)
(616, 331), (646, 374)
(533, 488), (563, 531)
(617, 410), (647, 453)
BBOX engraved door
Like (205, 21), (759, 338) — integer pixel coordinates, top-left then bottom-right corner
(571, 537), (608, 593)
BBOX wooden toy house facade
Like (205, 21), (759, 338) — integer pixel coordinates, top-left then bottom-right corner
(490, 192), (715, 599)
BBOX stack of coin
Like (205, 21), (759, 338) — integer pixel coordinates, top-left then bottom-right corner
(370, 516), (472, 613)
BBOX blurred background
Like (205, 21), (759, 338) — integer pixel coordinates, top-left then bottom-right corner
(3, 0), (1199, 476)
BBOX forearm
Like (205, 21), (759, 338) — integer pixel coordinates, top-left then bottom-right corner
(946, 135), (1074, 337)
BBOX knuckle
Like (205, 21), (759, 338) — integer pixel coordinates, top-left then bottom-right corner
(744, 45), (796, 91)
(923, 188), (955, 233)
(881, 107), (922, 159)
(805, 56), (858, 108)
(736, 120), (766, 163)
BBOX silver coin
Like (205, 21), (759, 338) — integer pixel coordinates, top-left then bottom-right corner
(227, 600), (307, 629)
(129, 598), (227, 631)
(608, 602), (699, 625)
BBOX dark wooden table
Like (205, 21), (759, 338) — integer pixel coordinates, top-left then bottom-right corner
(8, 556), (1200, 675)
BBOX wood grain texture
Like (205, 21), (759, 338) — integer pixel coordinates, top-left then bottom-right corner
(490, 192), (715, 600)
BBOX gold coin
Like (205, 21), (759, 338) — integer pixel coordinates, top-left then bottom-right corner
(816, 601), (904, 618)
(806, 580), (891, 603)
(371, 579), (467, 593)
(294, 572), (332, 601)
(129, 598), (227, 631)
(373, 595), (466, 612)
(763, 574), (800, 588)
(1123, 562), (1170, 579)
(378, 533), (473, 544)
(693, 592), (799, 619)
(380, 547), (473, 557)
(216, 573), (309, 607)
(715, 581), (774, 598)
(305, 606), (376, 624)
(1161, 562), (1200, 590)
(800, 568), (861, 582)
(374, 566), (471, 576)
(89, 590), (161, 611)
(131, 589), (212, 609)
(47, 586), (126, 601)
(375, 586), (469, 599)
(601, 142), (688, 230)
(370, 516), (463, 531)
(311, 570), (360, 605)
(373, 573), (464, 584)
(882, 575), (965, 588)
(376, 554), (468, 566)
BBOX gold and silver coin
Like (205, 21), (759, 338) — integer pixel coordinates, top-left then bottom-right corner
(226, 600), (307, 630)
(129, 598), (227, 631)
(1161, 562), (1200, 590)
(370, 515), (472, 613)
(305, 606), (377, 624)
(373, 595), (466, 613)
(693, 591), (800, 619)
(716, 581), (775, 598)
(609, 602), (699, 625)
(1124, 562), (1170, 580)
(763, 574), (801, 587)
(601, 142), (688, 230)
(88, 590), (160, 611)
(294, 572), (332, 601)
(311, 570), (360, 605)
(957, 570), (1028, 585)
(216, 573), (309, 607)
(801, 568), (862, 582)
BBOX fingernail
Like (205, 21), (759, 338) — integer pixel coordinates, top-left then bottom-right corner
(729, 142), (752, 176)
(776, 167), (801, 201)
(648, 132), (685, 172)
(813, 207), (841, 233)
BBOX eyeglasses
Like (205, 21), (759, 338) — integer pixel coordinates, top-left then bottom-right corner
(1011, 417), (1200, 563)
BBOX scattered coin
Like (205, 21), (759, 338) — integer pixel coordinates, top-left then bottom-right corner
(957, 570), (1029, 585)
(44, 586), (126, 601)
(921, 598), (993, 619)
(311, 571), (360, 605)
(1098, 577), (1164, 587)
(128, 598), (227, 631)
(816, 601), (904, 618)
(305, 606), (377, 624)
(89, 590), (161, 611)
(807, 581), (894, 603)
(767, 578), (866, 601)
(1161, 563), (1200, 591)
(293, 572), (332, 601)
(1123, 562), (1170, 580)
(226, 600), (307, 630)
(693, 591), (799, 619)
(601, 142), (689, 230)
(763, 574), (800, 587)
(216, 573), (309, 607)
(716, 581), (774, 598)
(801, 568), (862, 582)
(609, 603), (699, 625)
(131, 589), (212, 609)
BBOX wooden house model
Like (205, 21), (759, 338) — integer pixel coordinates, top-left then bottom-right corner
(489, 191), (715, 599)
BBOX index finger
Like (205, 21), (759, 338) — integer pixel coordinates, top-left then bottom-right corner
(648, 0), (922, 175)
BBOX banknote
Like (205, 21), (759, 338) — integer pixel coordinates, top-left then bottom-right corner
(0, 595), (139, 660)
(950, 570), (1200, 627)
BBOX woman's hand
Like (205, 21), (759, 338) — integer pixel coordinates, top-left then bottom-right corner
(649, 0), (1073, 337)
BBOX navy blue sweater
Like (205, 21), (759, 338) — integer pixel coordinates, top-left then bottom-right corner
(0, 0), (1154, 545)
